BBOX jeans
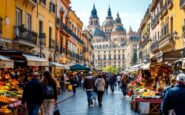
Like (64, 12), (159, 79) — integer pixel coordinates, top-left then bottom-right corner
(43, 99), (55, 115)
(27, 104), (40, 115)
(86, 91), (93, 103)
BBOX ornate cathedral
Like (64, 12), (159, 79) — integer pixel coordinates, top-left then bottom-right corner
(87, 5), (128, 69)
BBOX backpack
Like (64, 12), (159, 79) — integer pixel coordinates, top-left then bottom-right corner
(45, 85), (55, 97)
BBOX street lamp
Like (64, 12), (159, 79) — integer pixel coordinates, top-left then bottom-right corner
(173, 31), (179, 39)
(38, 33), (46, 57)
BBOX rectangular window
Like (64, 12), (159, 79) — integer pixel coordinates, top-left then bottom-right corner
(40, 0), (46, 5)
(50, 2), (56, 13)
(26, 14), (31, 30)
(49, 27), (52, 48)
(39, 20), (43, 35)
(0, 18), (2, 35)
(16, 8), (22, 26)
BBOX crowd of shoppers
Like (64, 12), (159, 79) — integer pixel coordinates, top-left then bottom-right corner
(22, 71), (58, 115)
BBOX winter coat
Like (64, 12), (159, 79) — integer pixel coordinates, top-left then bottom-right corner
(161, 84), (185, 115)
(109, 76), (116, 85)
(22, 78), (44, 106)
(95, 78), (105, 91)
(83, 76), (94, 91)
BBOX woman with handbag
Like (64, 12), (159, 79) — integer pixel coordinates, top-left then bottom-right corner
(41, 71), (58, 115)
(70, 74), (78, 95)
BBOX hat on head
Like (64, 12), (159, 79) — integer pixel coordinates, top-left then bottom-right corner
(176, 73), (185, 83)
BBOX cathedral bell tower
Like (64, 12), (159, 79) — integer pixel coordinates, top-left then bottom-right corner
(88, 4), (100, 31)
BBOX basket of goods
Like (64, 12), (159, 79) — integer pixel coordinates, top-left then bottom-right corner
(0, 106), (11, 115)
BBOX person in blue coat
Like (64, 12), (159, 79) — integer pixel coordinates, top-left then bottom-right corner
(161, 73), (185, 115)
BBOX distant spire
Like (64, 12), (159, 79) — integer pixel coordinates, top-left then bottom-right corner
(117, 12), (120, 18)
(129, 26), (133, 33)
(90, 4), (98, 18)
(115, 12), (122, 24)
(106, 5), (112, 19)
(93, 3), (95, 9)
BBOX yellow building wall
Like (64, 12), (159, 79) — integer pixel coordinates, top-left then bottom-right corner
(35, 1), (56, 48)
(0, 0), (56, 48)
(161, 0), (184, 50)
(0, 0), (16, 40)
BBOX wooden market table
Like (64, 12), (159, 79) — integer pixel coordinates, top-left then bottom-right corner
(135, 98), (162, 115)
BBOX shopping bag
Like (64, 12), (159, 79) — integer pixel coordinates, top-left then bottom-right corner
(68, 84), (73, 91)
(53, 105), (60, 115)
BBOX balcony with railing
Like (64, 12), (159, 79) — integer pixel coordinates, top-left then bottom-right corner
(161, 3), (168, 18)
(25, 0), (37, 7)
(60, 23), (83, 44)
(14, 26), (37, 46)
(159, 33), (175, 50)
(151, 13), (160, 29)
(150, 41), (159, 53)
(180, 0), (185, 9)
(68, 28), (83, 45)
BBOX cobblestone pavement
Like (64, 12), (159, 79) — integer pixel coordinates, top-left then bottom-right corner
(58, 88), (139, 115)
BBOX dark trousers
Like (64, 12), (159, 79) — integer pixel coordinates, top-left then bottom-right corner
(110, 84), (114, 92)
(27, 104), (40, 115)
(122, 86), (127, 96)
(72, 86), (76, 94)
(97, 91), (104, 104)
(61, 82), (65, 93)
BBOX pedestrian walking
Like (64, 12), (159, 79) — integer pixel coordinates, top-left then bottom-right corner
(109, 75), (116, 93)
(77, 73), (82, 87)
(41, 71), (58, 115)
(104, 75), (109, 93)
(95, 74), (105, 107)
(120, 75), (128, 97)
(60, 74), (66, 94)
(22, 72), (44, 115)
(70, 74), (78, 95)
(161, 73), (185, 115)
(117, 74), (121, 87)
(83, 72), (94, 107)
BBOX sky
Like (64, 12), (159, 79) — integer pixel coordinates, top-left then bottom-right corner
(71, 0), (151, 32)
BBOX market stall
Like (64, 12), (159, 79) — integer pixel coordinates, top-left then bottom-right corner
(0, 55), (23, 114)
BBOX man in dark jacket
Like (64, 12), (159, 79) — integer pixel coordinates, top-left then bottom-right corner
(22, 72), (44, 115)
(161, 73), (185, 115)
(83, 72), (94, 107)
(109, 75), (116, 93)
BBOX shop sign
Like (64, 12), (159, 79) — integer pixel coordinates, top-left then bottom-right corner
(28, 61), (49, 66)
(0, 61), (14, 68)
(157, 52), (163, 63)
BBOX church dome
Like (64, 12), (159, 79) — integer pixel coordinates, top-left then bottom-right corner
(112, 25), (125, 32)
(102, 19), (114, 27)
(102, 7), (114, 27)
(91, 28), (105, 37)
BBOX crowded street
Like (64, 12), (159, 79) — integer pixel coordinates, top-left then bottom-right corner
(58, 88), (138, 115)
(1, 0), (185, 115)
